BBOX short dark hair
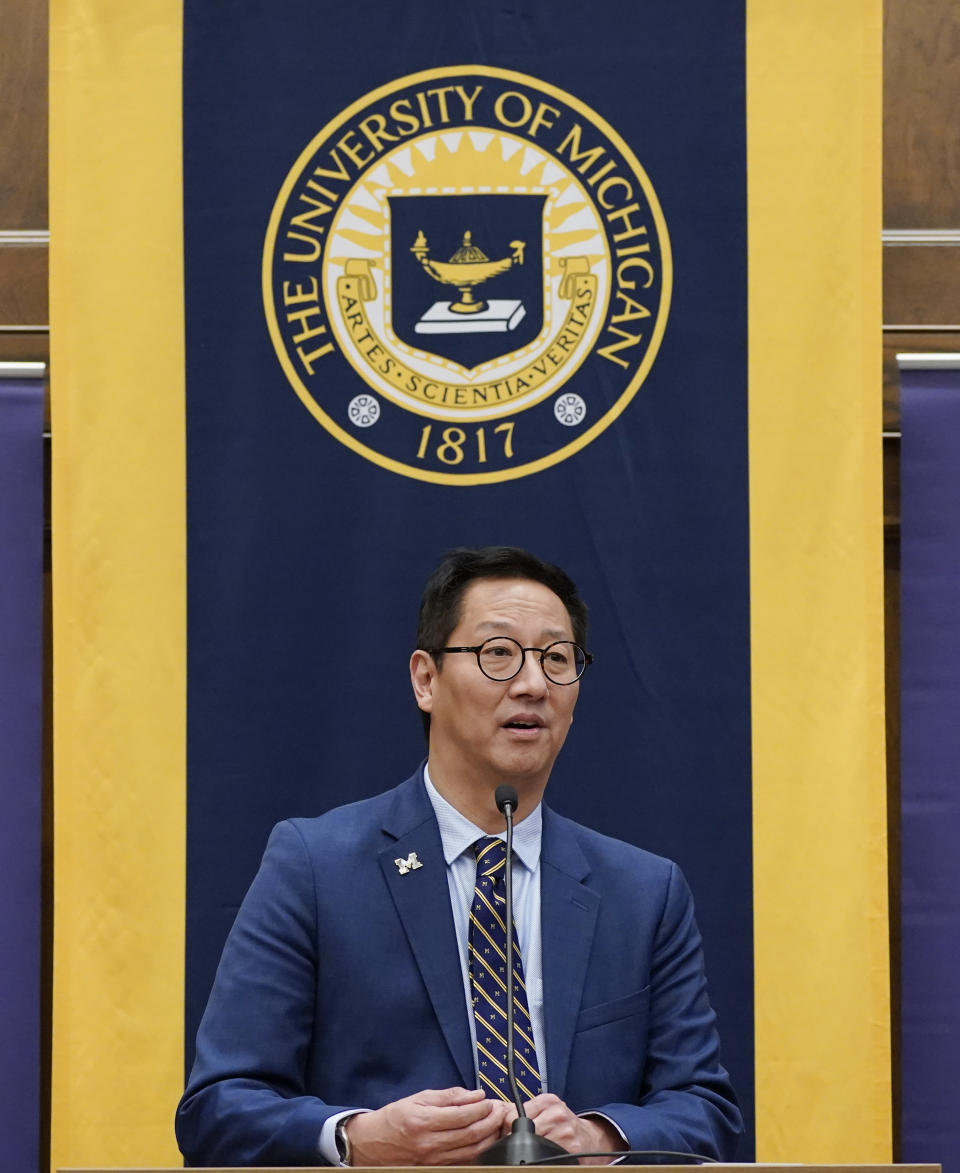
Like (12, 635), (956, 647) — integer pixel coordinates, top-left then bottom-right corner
(415, 546), (589, 740)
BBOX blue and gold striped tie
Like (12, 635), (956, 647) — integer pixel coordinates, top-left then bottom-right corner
(469, 836), (543, 1103)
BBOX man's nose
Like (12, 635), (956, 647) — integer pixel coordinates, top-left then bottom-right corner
(509, 650), (548, 695)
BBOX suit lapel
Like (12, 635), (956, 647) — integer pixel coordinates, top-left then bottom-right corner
(378, 773), (475, 1088)
(540, 807), (599, 1099)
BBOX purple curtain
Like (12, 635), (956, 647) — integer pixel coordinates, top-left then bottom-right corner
(900, 358), (960, 1173)
(0, 370), (45, 1173)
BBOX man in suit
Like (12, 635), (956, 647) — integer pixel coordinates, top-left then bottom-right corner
(176, 546), (741, 1167)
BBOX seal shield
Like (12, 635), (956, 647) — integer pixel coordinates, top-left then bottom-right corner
(387, 194), (545, 369)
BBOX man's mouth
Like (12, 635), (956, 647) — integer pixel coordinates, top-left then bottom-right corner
(502, 716), (545, 731)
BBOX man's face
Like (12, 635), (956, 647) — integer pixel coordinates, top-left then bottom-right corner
(412, 576), (581, 792)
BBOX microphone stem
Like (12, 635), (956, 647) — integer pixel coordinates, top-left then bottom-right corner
(503, 801), (525, 1117)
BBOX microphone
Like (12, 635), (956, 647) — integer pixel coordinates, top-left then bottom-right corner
(494, 784), (518, 815)
(477, 787), (569, 1166)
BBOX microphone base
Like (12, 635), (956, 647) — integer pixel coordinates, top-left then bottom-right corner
(476, 1116), (571, 1165)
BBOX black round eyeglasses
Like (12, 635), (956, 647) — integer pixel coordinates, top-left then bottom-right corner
(434, 636), (593, 684)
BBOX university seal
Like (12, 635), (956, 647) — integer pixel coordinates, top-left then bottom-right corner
(263, 66), (672, 484)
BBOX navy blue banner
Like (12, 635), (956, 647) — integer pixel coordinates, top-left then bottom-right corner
(183, 1), (753, 1152)
(0, 373), (45, 1173)
(900, 363), (960, 1173)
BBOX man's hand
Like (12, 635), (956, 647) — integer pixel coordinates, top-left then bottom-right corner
(344, 1087), (511, 1166)
(502, 1094), (626, 1165)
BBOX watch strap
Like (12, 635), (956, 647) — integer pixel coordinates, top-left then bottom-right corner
(335, 1116), (352, 1165)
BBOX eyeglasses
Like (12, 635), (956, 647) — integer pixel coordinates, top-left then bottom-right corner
(435, 636), (593, 685)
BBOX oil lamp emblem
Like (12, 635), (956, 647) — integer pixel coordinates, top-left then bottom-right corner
(410, 229), (527, 334)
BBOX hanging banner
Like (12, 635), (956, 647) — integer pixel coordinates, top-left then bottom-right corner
(0, 366), (46, 1173)
(50, 2), (888, 1168)
(899, 356), (960, 1173)
(183, 24), (750, 1159)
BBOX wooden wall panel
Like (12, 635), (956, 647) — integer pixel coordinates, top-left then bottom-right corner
(0, 0), (48, 228)
(883, 245), (960, 325)
(884, 0), (960, 229)
(0, 330), (49, 363)
(0, 246), (48, 325)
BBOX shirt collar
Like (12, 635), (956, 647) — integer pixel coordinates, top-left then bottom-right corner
(423, 763), (542, 873)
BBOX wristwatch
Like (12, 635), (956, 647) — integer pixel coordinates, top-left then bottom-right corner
(335, 1117), (352, 1166)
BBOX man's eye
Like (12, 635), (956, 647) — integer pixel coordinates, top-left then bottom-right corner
(546, 650), (569, 665)
(484, 645), (513, 657)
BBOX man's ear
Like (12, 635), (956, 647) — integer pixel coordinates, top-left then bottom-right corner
(409, 649), (436, 713)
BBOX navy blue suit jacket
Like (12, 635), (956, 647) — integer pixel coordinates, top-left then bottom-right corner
(176, 770), (741, 1165)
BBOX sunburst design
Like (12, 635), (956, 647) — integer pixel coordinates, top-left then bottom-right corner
(328, 129), (607, 275)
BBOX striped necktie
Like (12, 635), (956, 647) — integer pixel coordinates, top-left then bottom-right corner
(469, 836), (542, 1102)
